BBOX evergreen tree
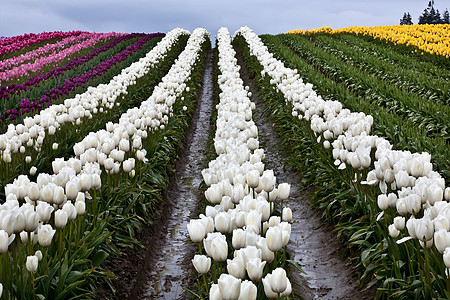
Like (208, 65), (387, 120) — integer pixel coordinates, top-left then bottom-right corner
(400, 12), (414, 25)
(418, 5), (431, 24)
(418, 1), (444, 24)
(443, 9), (450, 24)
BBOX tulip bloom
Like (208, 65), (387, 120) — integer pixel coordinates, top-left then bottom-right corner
(232, 229), (246, 250)
(218, 274), (241, 300)
(270, 268), (288, 294)
(55, 210), (68, 228)
(246, 257), (266, 282)
(26, 255), (39, 273)
(210, 284), (222, 300)
(187, 219), (206, 243)
(239, 280), (257, 300)
(262, 274), (277, 298)
(282, 207), (293, 223)
(38, 224), (56, 247)
(211, 238), (228, 262)
(434, 230), (450, 253)
(0, 230), (10, 253)
(266, 226), (283, 252)
(192, 255), (211, 274)
(215, 212), (231, 233)
(278, 183), (290, 200)
(227, 257), (246, 279)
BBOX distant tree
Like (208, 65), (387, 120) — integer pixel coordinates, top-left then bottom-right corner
(443, 9), (450, 23)
(400, 12), (414, 25)
(418, 0), (445, 24)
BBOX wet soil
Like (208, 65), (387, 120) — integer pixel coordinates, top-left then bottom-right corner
(96, 49), (215, 300)
(128, 49), (215, 299)
(233, 44), (376, 300)
(98, 44), (376, 300)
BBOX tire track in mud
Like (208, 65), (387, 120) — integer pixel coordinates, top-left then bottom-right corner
(233, 44), (376, 300)
(126, 49), (215, 299)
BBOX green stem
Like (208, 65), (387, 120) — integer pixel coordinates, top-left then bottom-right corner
(68, 222), (72, 258)
(58, 228), (64, 280)
(423, 246), (431, 298)
(198, 242), (202, 255)
(213, 261), (218, 283)
(202, 273), (209, 296)
(446, 273), (450, 299)
(31, 272), (35, 300)
(93, 189), (97, 226)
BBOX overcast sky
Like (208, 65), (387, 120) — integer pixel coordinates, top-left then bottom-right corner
(1, 0), (446, 38)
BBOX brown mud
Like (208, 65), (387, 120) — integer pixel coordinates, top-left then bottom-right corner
(97, 49), (215, 300)
(98, 43), (376, 300)
(233, 43), (376, 300)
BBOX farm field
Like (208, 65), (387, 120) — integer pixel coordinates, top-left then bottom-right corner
(0, 24), (449, 299)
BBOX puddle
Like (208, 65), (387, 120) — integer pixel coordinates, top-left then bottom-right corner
(127, 49), (215, 299)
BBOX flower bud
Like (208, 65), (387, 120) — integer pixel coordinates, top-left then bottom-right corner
(192, 255), (211, 274)
(278, 183), (290, 200)
(55, 210), (68, 228)
(388, 224), (400, 238)
(218, 274), (241, 299)
(270, 268), (288, 293)
(187, 219), (206, 243)
(38, 224), (55, 247)
(26, 255), (39, 273)
(282, 207), (293, 222)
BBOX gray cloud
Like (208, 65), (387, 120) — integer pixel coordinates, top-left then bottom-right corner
(0, 0), (440, 37)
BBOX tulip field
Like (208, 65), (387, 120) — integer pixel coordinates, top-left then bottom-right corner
(0, 24), (449, 299)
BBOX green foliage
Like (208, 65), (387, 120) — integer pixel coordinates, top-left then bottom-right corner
(258, 34), (450, 183)
(233, 33), (450, 299)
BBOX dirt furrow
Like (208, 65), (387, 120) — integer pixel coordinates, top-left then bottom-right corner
(125, 49), (215, 299)
(234, 44), (376, 300)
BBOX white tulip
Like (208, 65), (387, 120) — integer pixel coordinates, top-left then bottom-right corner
(192, 255), (211, 274)
(210, 284), (222, 300)
(444, 247), (450, 268)
(434, 230), (450, 253)
(238, 280), (257, 300)
(278, 183), (290, 200)
(38, 224), (56, 247)
(210, 237), (228, 262)
(377, 194), (389, 211)
(215, 212), (232, 233)
(393, 216), (405, 231)
(388, 224), (400, 238)
(246, 170), (260, 188)
(246, 257), (266, 282)
(0, 230), (10, 253)
(62, 201), (77, 221)
(262, 274), (277, 298)
(282, 207), (293, 222)
(187, 219), (206, 243)
(227, 257), (246, 279)
(270, 268), (288, 294)
(218, 274), (241, 300)
(232, 229), (247, 250)
(55, 210), (68, 228)
(26, 255), (39, 273)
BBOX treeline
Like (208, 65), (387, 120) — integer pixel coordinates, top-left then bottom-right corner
(401, 0), (449, 25)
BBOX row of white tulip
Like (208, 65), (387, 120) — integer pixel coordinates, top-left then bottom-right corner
(0, 28), (209, 285)
(187, 27), (293, 299)
(0, 28), (189, 167)
(235, 27), (450, 269)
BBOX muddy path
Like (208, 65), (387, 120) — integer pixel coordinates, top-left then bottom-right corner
(126, 48), (215, 299)
(97, 49), (215, 300)
(233, 44), (376, 300)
